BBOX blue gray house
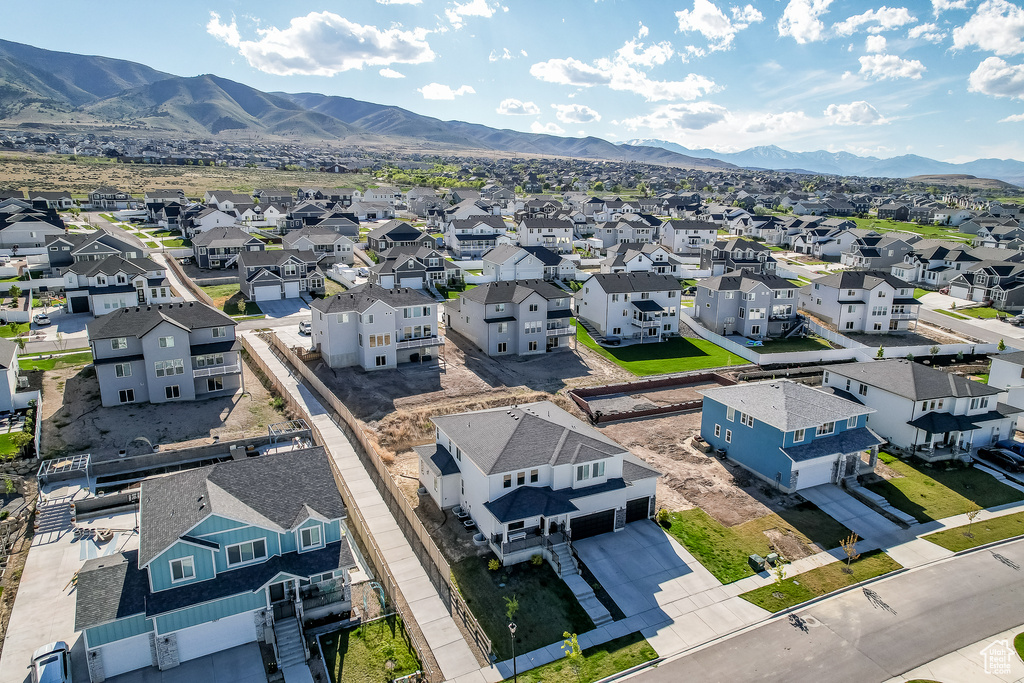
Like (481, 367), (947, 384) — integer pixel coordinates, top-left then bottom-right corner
(699, 379), (883, 492)
(74, 448), (356, 680)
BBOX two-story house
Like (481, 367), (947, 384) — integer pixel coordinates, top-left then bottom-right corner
(948, 260), (1024, 311)
(64, 256), (180, 315)
(517, 218), (574, 254)
(311, 285), (443, 371)
(444, 280), (575, 356)
(45, 230), (142, 276)
(987, 350), (1024, 428)
(366, 220), (433, 253)
(238, 250), (325, 301)
(601, 243), (684, 276)
(87, 302), (242, 406)
(191, 227), (265, 270)
(700, 379), (882, 492)
(0, 199), (65, 249)
(369, 245), (457, 289)
(445, 215), (509, 258)
(592, 220), (657, 250)
(89, 187), (132, 210)
(482, 245), (577, 282)
(574, 272), (682, 342)
(75, 448), (356, 678)
(659, 219), (718, 255)
(282, 227), (355, 266)
(417, 401), (660, 566)
(840, 233), (920, 270)
(694, 271), (800, 338)
(800, 270), (920, 334)
(699, 238), (778, 276)
(890, 243), (979, 288)
(822, 360), (1019, 459)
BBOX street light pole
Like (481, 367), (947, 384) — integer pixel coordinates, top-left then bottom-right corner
(508, 621), (518, 682)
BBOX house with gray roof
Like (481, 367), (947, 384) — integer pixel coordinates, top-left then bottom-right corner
(282, 227), (354, 266)
(700, 379), (883, 492)
(600, 243), (684, 276)
(482, 245), (577, 282)
(191, 226), (264, 270)
(369, 245), (457, 290)
(75, 447), (357, 677)
(699, 238), (778, 276)
(574, 272), (683, 342)
(45, 229), (143, 276)
(822, 359), (1019, 459)
(444, 215), (509, 258)
(311, 284), (442, 371)
(237, 250), (324, 301)
(800, 270), (920, 333)
(417, 401), (659, 566)
(694, 270), (799, 339)
(517, 217), (574, 253)
(63, 255), (181, 315)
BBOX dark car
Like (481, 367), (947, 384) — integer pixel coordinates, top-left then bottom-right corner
(996, 440), (1024, 457)
(976, 447), (1024, 473)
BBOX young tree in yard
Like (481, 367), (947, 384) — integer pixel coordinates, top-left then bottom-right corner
(237, 300), (246, 317)
(55, 331), (67, 353)
(999, 339), (1007, 351)
(504, 594), (519, 623)
(840, 533), (861, 573)
(964, 509), (981, 538)
(772, 557), (787, 586)
(7, 285), (20, 302)
(876, 346), (885, 359)
(562, 631), (584, 683)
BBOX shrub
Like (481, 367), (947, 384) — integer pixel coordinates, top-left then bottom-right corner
(488, 558), (500, 572)
(530, 554), (544, 567)
(656, 508), (670, 527)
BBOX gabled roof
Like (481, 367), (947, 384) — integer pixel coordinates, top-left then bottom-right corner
(700, 379), (874, 432)
(461, 279), (566, 305)
(310, 283), (435, 315)
(700, 270), (796, 292)
(827, 359), (1003, 401)
(68, 256), (158, 278)
(588, 272), (682, 294)
(367, 219), (422, 240)
(191, 226), (261, 248)
(810, 269), (912, 291)
(87, 302), (235, 341)
(237, 249), (317, 268)
(283, 227), (351, 246)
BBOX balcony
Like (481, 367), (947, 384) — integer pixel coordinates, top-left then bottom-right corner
(396, 335), (444, 350)
(192, 362), (241, 377)
(890, 311), (917, 320)
(546, 325), (576, 337)
(631, 318), (661, 328)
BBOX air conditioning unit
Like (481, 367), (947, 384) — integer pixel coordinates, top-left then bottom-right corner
(16, 376), (28, 389)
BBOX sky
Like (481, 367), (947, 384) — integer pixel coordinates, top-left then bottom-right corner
(10, 0), (1024, 163)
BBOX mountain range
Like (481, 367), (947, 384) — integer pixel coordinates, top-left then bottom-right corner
(0, 38), (1019, 186)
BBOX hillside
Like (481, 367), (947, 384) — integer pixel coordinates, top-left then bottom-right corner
(906, 174), (1016, 191)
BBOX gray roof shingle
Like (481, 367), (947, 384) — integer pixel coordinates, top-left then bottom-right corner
(700, 379), (874, 432)
(87, 302), (235, 341)
(310, 284), (435, 315)
(828, 359), (1002, 401)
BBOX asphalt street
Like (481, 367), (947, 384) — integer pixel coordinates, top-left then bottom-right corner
(639, 538), (1024, 682)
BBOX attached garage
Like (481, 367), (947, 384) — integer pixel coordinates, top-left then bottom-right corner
(253, 285), (282, 302)
(69, 295), (91, 314)
(625, 497), (651, 524)
(94, 632), (155, 677)
(570, 509), (615, 540)
(399, 277), (423, 289)
(284, 281), (301, 298)
(173, 610), (258, 663)
(792, 456), (838, 490)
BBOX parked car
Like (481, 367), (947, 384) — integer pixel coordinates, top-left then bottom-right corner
(298, 320), (312, 335)
(32, 313), (50, 326)
(600, 336), (621, 346)
(356, 267), (370, 277)
(31, 641), (72, 683)
(976, 447), (1024, 473)
(996, 440), (1024, 457)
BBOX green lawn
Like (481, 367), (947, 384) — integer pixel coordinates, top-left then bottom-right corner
(662, 506), (852, 584)
(913, 288), (931, 300)
(0, 324), (29, 338)
(955, 306), (1004, 319)
(451, 555), (593, 661)
(758, 337), (833, 354)
(924, 509), (1024, 551)
(845, 216), (974, 242)
(936, 309), (969, 321)
(320, 617), (421, 683)
(576, 327), (745, 376)
(199, 284), (263, 316)
(1016, 632), (1024, 662)
(868, 453), (1024, 523)
(144, 240), (159, 248)
(738, 551), (903, 612)
(0, 432), (27, 458)
(324, 279), (347, 296)
(19, 351), (93, 371)
(517, 633), (657, 683)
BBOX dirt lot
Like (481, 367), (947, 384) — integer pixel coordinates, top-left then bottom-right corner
(35, 361), (287, 459)
(584, 381), (723, 417)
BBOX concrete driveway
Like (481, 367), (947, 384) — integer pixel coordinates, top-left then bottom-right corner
(800, 484), (903, 544)
(257, 299), (310, 321)
(105, 643), (265, 683)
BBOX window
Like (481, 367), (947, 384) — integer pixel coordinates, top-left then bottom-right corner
(970, 397), (990, 410)
(497, 342), (507, 353)
(118, 388), (135, 404)
(284, 264), (297, 276)
(517, 471), (525, 486)
(529, 303), (539, 312)
(592, 461), (605, 477)
(165, 385), (180, 399)
(750, 325), (761, 336)
(158, 336), (174, 348)
(503, 474), (512, 488)
(115, 363), (131, 378)
(725, 429), (732, 443)
(111, 337), (128, 350)
(496, 322), (508, 334)
(823, 371), (830, 384)
(495, 303), (506, 312)
(208, 376), (223, 392)
(227, 539), (267, 566)
(375, 355), (387, 367)
(576, 464), (591, 481)
(300, 526), (323, 550)
(817, 422), (835, 436)
(528, 341), (538, 351)
(793, 428), (805, 442)
(154, 359), (184, 377)
(847, 416), (858, 429)
(170, 557), (195, 583)
(726, 406), (735, 422)
(530, 469), (539, 483)
(212, 327), (226, 338)
(368, 334), (391, 348)
(714, 424), (721, 438)
(858, 383), (868, 396)
(740, 412), (754, 427)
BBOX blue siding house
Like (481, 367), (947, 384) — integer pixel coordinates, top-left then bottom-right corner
(699, 379), (883, 492)
(74, 447), (357, 680)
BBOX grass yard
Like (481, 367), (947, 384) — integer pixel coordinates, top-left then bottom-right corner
(320, 617), (421, 683)
(517, 633), (658, 683)
(955, 306), (1004, 319)
(199, 284), (264, 316)
(576, 327), (745, 376)
(162, 239), (190, 247)
(19, 351), (93, 371)
(1016, 632), (1024, 662)
(0, 433), (27, 458)
(0, 324), (29, 338)
(323, 279), (347, 296)
(758, 337), (833, 354)
(868, 453), (1024, 523)
(936, 309), (969, 321)
(662, 506), (852, 584)
(451, 555), (594, 661)
(846, 216), (974, 242)
(914, 288), (932, 300)
(738, 551), (903, 612)
(144, 240), (159, 248)
(924, 509), (1024, 551)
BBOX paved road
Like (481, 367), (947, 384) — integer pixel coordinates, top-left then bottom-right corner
(919, 308), (1021, 346)
(84, 211), (148, 251)
(638, 538), (1024, 683)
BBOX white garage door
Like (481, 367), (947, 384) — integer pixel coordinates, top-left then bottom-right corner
(97, 632), (154, 677)
(173, 610), (257, 663)
(794, 457), (837, 489)
(254, 285), (281, 302)
(399, 277), (423, 289)
(284, 281), (301, 298)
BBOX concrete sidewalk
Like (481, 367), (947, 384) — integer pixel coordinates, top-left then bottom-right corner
(152, 252), (198, 302)
(242, 333), (486, 683)
(886, 623), (1024, 682)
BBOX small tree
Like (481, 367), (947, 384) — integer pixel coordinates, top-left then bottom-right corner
(7, 285), (20, 302)
(876, 346), (885, 359)
(55, 330), (67, 353)
(771, 557), (787, 586)
(999, 339), (1007, 352)
(236, 299), (247, 317)
(964, 509), (981, 538)
(504, 594), (519, 623)
(840, 533), (861, 573)
(488, 558), (500, 572)
(562, 632), (584, 683)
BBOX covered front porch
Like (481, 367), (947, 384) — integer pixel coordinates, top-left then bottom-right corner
(908, 411), (989, 462)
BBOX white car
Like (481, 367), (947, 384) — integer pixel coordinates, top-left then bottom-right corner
(33, 313), (50, 326)
(298, 320), (312, 335)
(31, 641), (71, 683)
(356, 267), (370, 277)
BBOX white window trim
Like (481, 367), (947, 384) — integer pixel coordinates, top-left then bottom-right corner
(169, 556), (195, 583)
(225, 538), (268, 567)
(298, 524), (325, 552)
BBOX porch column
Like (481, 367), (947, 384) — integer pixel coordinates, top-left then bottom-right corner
(868, 446), (879, 470)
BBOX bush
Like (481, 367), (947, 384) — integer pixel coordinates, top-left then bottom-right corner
(488, 558), (500, 572)
(656, 508), (670, 527)
(530, 554), (544, 567)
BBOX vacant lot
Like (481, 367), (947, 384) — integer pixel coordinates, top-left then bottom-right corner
(577, 327), (746, 376)
(199, 283), (263, 316)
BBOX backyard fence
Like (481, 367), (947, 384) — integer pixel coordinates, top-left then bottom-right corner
(163, 256), (217, 307)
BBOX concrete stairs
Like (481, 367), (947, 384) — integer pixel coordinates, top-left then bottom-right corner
(562, 574), (614, 627)
(550, 541), (578, 578)
(274, 617), (306, 669)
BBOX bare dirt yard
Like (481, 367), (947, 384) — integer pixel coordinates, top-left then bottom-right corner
(36, 361), (286, 459)
(584, 380), (724, 416)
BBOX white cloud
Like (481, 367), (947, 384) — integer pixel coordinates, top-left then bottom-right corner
(824, 101), (887, 125)
(953, 0), (1024, 56)
(417, 82), (476, 99)
(1000, 113), (1024, 122)
(530, 57), (716, 101)
(866, 35), (887, 52)
(206, 11), (434, 76)
(968, 56), (1024, 99)
(834, 6), (916, 36)
(617, 39), (675, 66)
(379, 68), (406, 78)
(932, 0), (968, 15)
(858, 53), (927, 79)
(908, 23), (946, 42)
(445, 0), (502, 29)
(489, 48), (513, 62)
(638, 22), (650, 39)
(777, 0), (834, 44)
(551, 103), (601, 123)
(742, 110), (813, 134)
(617, 102), (729, 131)
(675, 0), (763, 51)
(495, 98), (539, 115)
(530, 121), (566, 135)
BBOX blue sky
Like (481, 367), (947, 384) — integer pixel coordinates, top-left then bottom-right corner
(12, 0), (1024, 162)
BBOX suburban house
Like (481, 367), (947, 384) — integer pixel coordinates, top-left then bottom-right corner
(592, 220), (657, 249)
(28, 191), (75, 210)
(191, 227), (264, 270)
(574, 272), (682, 342)
(841, 233), (919, 270)
(444, 215), (508, 258)
(987, 351), (1024, 428)
(947, 261), (1024, 311)
(699, 238), (778, 276)
(45, 230), (142, 276)
(877, 203), (910, 221)
(369, 245), (456, 289)
(63, 256), (180, 315)
(183, 207), (236, 237)
(366, 221), (432, 253)
(601, 243), (685, 276)
(75, 448), (356, 679)
(282, 227), (355, 266)
(800, 270), (920, 334)
(891, 243), (979, 288)
(660, 219), (718, 255)
(517, 218), (574, 253)
(417, 401), (660, 566)
(238, 250), (325, 302)
(0, 199), (65, 248)
(87, 302), (242, 406)
(700, 379), (882, 492)
(482, 245), (577, 282)
(694, 271), (800, 338)
(444, 280), (575, 356)
(0, 338), (34, 414)
(89, 187), (133, 210)
(822, 360), (1019, 458)
(311, 284), (442, 370)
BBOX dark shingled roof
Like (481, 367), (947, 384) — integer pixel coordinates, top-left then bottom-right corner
(589, 272), (682, 294)
(462, 279), (566, 305)
(484, 479), (629, 523)
(828, 359), (1002, 401)
(87, 302), (236, 341)
(310, 283), (435, 315)
(414, 443), (460, 476)
(191, 226), (261, 248)
(237, 249), (317, 267)
(68, 256), (159, 278)
(781, 427), (884, 463)
(138, 447), (346, 567)
(810, 269), (914, 292)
